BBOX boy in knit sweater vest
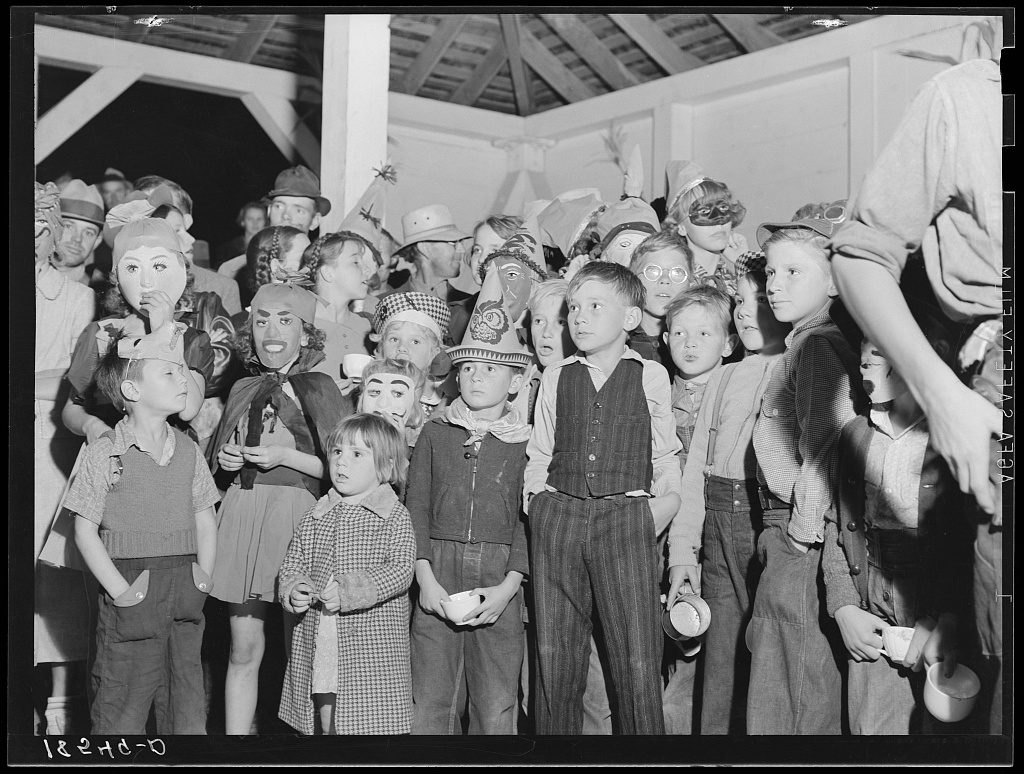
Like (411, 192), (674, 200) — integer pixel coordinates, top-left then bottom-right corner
(524, 261), (682, 734)
(67, 323), (219, 734)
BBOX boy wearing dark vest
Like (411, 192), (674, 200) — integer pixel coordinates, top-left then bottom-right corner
(823, 307), (973, 734)
(67, 323), (219, 734)
(524, 261), (682, 734)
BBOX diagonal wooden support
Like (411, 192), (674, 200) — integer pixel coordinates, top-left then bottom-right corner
(541, 13), (639, 91)
(711, 14), (785, 54)
(500, 14), (534, 116)
(450, 34), (507, 106)
(519, 24), (596, 103)
(609, 13), (704, 75)
(222, 14), (279, 63)
(399, 13), (468, 94)
(241, 92), (321, 171)
(35, 66), (143, 164)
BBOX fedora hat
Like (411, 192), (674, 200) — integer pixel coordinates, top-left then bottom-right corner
(268, 165), (332, 216)
(59, 179), (105, 226)
(397, 204), (470, 251)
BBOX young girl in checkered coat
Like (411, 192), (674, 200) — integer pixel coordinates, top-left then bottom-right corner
(278, 413), (415, 734)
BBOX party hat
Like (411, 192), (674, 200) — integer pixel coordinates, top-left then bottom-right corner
(448, 262), (533, 368)
(338, 160), (397, 257)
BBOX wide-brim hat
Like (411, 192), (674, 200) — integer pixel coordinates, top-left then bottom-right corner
(59, 179), (105, 226)
(665, 160), (709, 215)
(537, 193), (605, 256)
(448, 262), (533, 368)
(372, 291), (452, 343)
(338, 160), (397, 257)
(268, 165), (331, 216)
(397, 204), (470, 251)
(756, 216), (843, 249)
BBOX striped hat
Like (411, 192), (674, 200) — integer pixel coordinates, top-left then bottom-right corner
(448, 259), (533, 368)
(372, 291), (451, 343)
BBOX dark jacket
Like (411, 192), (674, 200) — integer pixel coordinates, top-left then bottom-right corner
(405, 418), (529, 577)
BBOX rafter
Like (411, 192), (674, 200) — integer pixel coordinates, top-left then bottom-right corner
(450, 35), (507, 106)
(608, 13), (704, 75)
(519, 24), (596, 104)
(115, 17), (152, 44)
(711, 14), (785, 54)
(398, 14), (468, 95)
(541, 13), (639, 91)
(222, 14), (279, 63)
(499, 14), (533, 116)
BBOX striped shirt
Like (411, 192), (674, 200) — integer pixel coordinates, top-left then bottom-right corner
(752, 305), (859, 544)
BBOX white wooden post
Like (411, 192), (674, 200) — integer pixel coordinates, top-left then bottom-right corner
(847, 51), (877, 201)
(320, 14), (391, 232)
(651, 102), (694, 200)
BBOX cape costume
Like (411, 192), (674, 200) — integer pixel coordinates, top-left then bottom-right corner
(207, 347), (353, 498)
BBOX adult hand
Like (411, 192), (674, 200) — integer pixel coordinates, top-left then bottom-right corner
(289, 581), (315, 614)
(922, 380), (1001, 516)
(667, 564), (701, 603)
(139, 289), (176, 332)
(788, 534), (812, 554)
(241, 445), (289, 471)
(834, 605), (887, 662)
(217, 443), (245, 472)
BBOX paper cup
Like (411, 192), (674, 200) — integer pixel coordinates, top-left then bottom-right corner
(878, 625), (915, 663)
(924, 662), (980, 723)
(342, 353), (373, 379)
(441, 591), (481, 625)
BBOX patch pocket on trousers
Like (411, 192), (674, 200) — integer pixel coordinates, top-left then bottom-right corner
(757, 528), (807, 627)
(112, 570), (158, 642)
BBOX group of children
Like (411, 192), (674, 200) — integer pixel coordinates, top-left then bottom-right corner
(33, 58), (1002, 738)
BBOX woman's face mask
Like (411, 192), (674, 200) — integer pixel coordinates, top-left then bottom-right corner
(115, 246), (188, 313)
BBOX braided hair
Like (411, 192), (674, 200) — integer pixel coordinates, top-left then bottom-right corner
(299, 231), (382, 292)
(245, 225), (306, 293)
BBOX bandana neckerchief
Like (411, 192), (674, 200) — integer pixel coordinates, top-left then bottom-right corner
(443, 397), (531, 447)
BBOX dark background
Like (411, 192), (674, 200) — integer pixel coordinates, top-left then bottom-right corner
(35, 63), (297, 259)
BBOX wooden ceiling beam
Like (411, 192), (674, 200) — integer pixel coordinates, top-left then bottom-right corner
(499, 14), (534, 116)
(519, 24), (596, 103)
(540, 13), (639, 91)
(450, 35), (507, 106)
(608, 13), (705, 75)
(398, 13), (468, 94)
(222, 14), (280, 63)
(115, 14), (153, 43)
(710, 14), (785, 53)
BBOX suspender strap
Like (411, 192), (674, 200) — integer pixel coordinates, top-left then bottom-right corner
(704, 365), (738, 476)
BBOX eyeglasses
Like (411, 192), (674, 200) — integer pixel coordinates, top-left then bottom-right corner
(688, 200), (741, 227)
(640, 265), (690, 284)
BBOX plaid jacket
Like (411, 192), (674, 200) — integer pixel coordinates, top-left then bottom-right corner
(278, 483), (415, 734)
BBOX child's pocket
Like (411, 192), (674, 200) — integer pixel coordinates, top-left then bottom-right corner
(179, 562), (212, 623)
(112, 570), (158, 642)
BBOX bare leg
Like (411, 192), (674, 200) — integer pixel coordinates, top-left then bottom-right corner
(225, 601), (268, 735)
(314, 694), (336, 735)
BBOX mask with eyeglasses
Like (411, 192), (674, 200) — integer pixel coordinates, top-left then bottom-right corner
(640, 264), (690, 284)
(688, 199), (744, 227)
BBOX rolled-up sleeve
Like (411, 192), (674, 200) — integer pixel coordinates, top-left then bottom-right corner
(191, 441), (222, 512)
(643, 359), (683, 499)
(63, 440), (113, 525)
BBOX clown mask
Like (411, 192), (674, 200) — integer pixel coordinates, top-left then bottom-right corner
(489, 255), (534, 323)
(116, 245), (188, 313)
(253, 305), (307, 370)
(359, 372), (419, 429)
(601, 230), (648, 267)
(859, 340), (908, 405)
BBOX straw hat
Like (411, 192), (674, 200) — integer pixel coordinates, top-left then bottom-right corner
(59, 179), (105, 226)
(397, 204), (470, 251)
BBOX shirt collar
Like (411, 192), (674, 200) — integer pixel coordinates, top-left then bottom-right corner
(109, 417), (176, 465)
(868, 408), (927, 440)
(784, 300), (834, 347)
(563, 347), (644, 371)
